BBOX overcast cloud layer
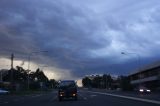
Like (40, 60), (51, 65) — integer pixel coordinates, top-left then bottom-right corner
(0, 0), (160, 80)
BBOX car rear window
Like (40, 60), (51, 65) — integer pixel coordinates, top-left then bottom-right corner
(59, 81), (76, 87)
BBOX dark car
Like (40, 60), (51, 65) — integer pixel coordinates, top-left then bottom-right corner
(138, 86), (151, 94)
(58, 80), (77, 101)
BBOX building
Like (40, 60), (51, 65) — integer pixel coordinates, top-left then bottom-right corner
(85, 74), (119, 89)
(129, 62), (160, 91)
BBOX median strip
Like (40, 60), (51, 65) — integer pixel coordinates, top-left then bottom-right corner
(31, 94), (42, 98)
(87, 91), (160, 105)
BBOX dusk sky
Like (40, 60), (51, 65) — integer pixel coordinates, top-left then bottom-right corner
(0, 0), (160, 80)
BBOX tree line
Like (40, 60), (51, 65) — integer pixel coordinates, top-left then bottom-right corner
(82, 74), (133, 91)
(0, 66), (58, 91)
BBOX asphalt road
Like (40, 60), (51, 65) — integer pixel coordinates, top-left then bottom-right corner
(0, 90), (159, 106)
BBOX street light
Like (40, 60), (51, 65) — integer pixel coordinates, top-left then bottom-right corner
(39, 65), (48, 91)
(121, 52), (141, 72)
(121, 52), (142, 87)
(27, 51), (48, 90)
(28, 51), (48, 71)
(39, 65), (48, 71)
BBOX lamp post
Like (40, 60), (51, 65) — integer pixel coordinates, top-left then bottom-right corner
(27, 51), (48, 90)
(39, 65), (48, 71)
(121, 52), (142, 87)
(121, 52), (141, 72)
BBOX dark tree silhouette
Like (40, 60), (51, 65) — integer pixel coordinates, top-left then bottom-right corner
(82, 77), (92, 87)
(118, 76), (133, 91)
(2, 66), (56, 90)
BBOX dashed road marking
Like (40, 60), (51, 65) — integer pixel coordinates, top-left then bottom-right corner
(13, 99), (20, 102)
(78, 94), (87, 100)
(83, 97), (87, 100)
(52, 91), (57, 94)
(31, 94), (42, 98)
(4, 101), (9, 104)
(90, 95), (97, 97)
(50, 96), (57, 102)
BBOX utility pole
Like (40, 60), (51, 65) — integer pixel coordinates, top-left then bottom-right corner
(11, 53), (14, 69)
(0, 71), (2, 82)
(121, 52), (142, 87)
(10, 53), (14, 90)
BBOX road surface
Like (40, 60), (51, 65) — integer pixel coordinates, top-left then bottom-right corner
(0, 90), (159, 106)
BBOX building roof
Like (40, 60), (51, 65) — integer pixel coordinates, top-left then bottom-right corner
(129, 61), (160, 76)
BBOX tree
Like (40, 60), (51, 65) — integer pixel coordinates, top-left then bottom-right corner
(118, 76), (133, 91)
(15, 66), (28, 82)
(48, 79), (58, 88)
(92, 76), (102, 88)
(2, 66), (53, 91)
(3, 66), (28, 83)
(29, 68), (49, 90)
(82, 77), (91, 87)
(31, 68), (49, 82)
(102, 74), (113, 89)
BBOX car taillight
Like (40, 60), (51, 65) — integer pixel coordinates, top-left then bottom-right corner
(72, 93), (76, 96)
(59, 92), (64, 96)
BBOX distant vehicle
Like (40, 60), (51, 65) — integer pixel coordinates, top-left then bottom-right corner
(58, 80), (77, 101)
(138, 86), (151, 93)
(0, 88), (9, 94)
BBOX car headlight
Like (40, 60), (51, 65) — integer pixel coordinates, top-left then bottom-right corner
(146, 89), (151, 92)
(139, 89), (144, 92)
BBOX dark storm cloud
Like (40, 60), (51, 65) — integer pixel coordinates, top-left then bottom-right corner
(0, 0), (160, 79)
(0, 0), (110, 76)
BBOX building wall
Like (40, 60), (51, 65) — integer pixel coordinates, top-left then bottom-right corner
(129, 66), (160, 91)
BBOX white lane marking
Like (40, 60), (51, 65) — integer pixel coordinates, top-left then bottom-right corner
(78, 94), (87, 100)
(90, 95), (97, 97)
(87, 91), (160, 105)
(50, 96), (57, 102)
(31, 94), (42, 98)
(0, 98), (26, 104)
(13, 99), (18, 101)
(4, 101), (9, 104)
(83, 97), (87, 100)
(52, 91), (57, 94)
(0, 101), (9, 104)
(13, 99), (20, 102)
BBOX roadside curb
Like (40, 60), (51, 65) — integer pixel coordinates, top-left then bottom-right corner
(87, 91), (160, 105)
